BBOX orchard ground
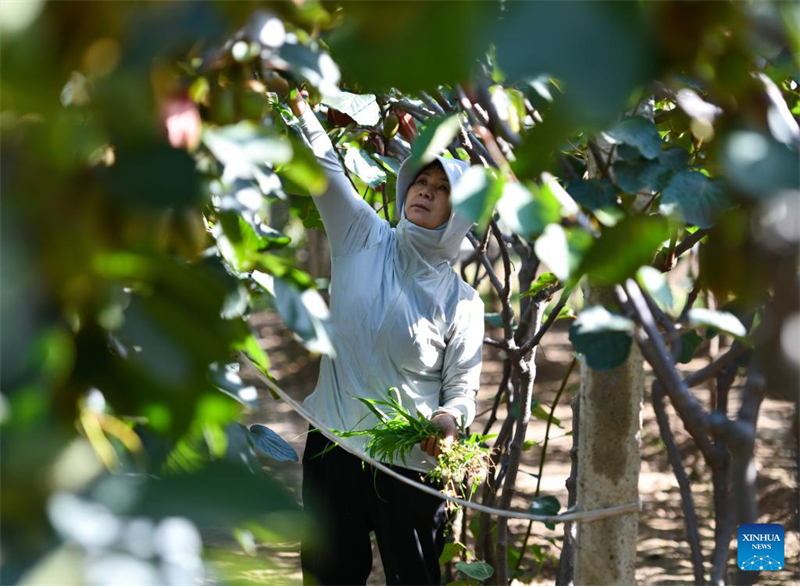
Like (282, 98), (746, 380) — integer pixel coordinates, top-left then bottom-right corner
(205, 311), (798, 585)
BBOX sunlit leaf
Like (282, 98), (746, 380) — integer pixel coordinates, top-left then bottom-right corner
(439, 542), (465, 565)
(496, 181), (560, 238)
(210, 362), (259, 409)
(522, 273), (559, 298)
(278, 40), (341, 98)
(203, 122), (292, 182)
(687, 308), (747, 339)
(344, 145), (386, 189)
(273, 278), (335, 356)
(407, 115), (462, 169)
(277, 137), (328, 196)
(455, 561), (494, 581)
(451, 166), (503, 226)
(322, 92), (380, 126)
(372, 153), (402, 176)
(636, 266), (673, 313)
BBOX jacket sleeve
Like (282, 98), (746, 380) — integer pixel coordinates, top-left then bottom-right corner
(437, 295), (484, 428)
(295, 105), (387, 256)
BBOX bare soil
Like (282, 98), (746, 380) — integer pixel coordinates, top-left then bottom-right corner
(206, 310), (799, 585)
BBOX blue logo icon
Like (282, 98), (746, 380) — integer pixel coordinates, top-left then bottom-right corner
(738, 524), (784, 571)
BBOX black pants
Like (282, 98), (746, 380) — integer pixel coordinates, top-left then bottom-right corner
(300, 427), (448, 585)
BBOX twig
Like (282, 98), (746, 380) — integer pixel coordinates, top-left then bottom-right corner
(685, 343), (747, 388)
(653, 381), (706, 585)
(517, 287), (571, 356)
(380, 184), (390, 222)
(383, 95), (436, 120)
(678, 280), (701, 324)
(710, 362), (736, 586)
(483, 337), (508, 350)
(419, 90), (446, 117)
(468, 228), (517, 345)
(482, 360), (512, 437)
(617, 281), (719, 464)
(556, 394), (580, 586)
(675, 228), (710, 258)
(516, 358), (577, 573)
(495, 302), (545, 586)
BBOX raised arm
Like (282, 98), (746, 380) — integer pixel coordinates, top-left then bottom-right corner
(288, 94), (386, 257)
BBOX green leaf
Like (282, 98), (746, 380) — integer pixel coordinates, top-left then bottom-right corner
(687, 308), (747, 338)
(407, 115), (462, 169)
(120, 460), (300, 526)
(439, 541), (465, 565)
(450, 167), (503, 225)
(530, 399), (560, 427)
(321, 91), (381, 126)
(277, 138), (328, 196)
(522, 272), (559, 298)
(344, 145), (386, 189)
(569, 306), (634, 371)
(678, 330), (703, 364)
(615, 147), (688, 195)
(606, 116), (662, 160)
(248, 424), (299, 462)
(273, 278), (335, 356)
(278, 41), (341, 99)
(327, 2), (490, 93)
(257, 255), (316, 290)
(720, 129), (800, 199)
(658, 147), (691, 169)
(530, 495), (561, 529)
(565, 179), (617, 210)
(215, 213), (288, 273)
(661, 170), (733, 228)
(578, 216), (669, 286)
(203, 122), (292, 178)
(109, 142), (203, 209)
(372, 153), (402, 176)
(522, 439), (538, 451)
(636, 266), (673, 313)
(210, 362), (259, 409)
(534, 224), (569, 281)
(455, 561), (494, 581)
(496, 181), (561, 238)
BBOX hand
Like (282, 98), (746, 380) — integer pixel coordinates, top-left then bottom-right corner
(263, 71), (307, 116)
(420, 412), (458, 458)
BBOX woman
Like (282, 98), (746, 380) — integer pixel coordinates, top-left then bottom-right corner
(288, 92), (484, 585)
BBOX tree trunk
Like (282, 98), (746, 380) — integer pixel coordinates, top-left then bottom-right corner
(573, 286), (644, 586)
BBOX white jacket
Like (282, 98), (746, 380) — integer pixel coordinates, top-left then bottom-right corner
(296, 105), (484, 473)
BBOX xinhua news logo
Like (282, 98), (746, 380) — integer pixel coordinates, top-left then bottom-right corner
(738, 524), (784, 571)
